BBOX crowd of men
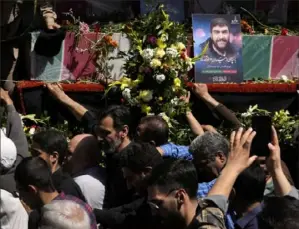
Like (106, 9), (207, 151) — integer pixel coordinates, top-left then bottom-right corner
(1, 82), (299, 229)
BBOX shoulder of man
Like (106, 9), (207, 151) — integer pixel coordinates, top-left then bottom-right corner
(191, 199), (226, 229)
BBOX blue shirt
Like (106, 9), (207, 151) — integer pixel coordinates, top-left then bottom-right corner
(160, 143), (193, 160)
(198, 179), (235, 229)
(235, 205), (262, 229)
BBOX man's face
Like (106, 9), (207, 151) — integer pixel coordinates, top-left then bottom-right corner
(31, 142), (54, 171)
(211, 25), (230, 50)
(122, 167), (144, 192)
(97, 116), (122, 153)
(147, 186), (186, 229)
(193, 154), (226, 182)
(16, 183), (43, 210)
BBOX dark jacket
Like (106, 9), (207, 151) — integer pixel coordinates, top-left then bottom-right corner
(0, 104), (29, 193)
(52, 167), (86, 202)
(200, 38), (238, 60)
(94, 197), (163, 229)
(81, 111), (133, 208)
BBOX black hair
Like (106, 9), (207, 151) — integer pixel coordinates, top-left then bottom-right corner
(120, 142), (163, 173)
(138, 115), (169, 146)
(98, 105), (132, 132)
(32, 129), (68, 165)
(258, 196), (299, 229)
(234, 161), (266, 204)
(14, 157), (55, 192)
(148, 158), (198, 199)
(210, 18), (230, 32)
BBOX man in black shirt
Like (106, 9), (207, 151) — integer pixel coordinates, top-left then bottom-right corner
(94, 142), (163, 229)
(31, 129), (85, 201)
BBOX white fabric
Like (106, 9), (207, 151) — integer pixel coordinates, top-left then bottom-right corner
(74, 167), (105, 210)
(0, 189), (28, 229)
(0, 129), (17, 169)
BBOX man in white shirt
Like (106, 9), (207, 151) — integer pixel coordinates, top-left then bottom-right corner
(0, 189), (29, 229)
(67, 134), (106, 209)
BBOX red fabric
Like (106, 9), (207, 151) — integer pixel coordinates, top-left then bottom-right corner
(63, 32), (102, 80)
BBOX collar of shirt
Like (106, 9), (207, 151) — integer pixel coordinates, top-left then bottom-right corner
(235, 204), (263, 229)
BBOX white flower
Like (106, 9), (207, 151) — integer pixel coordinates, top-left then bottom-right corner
(122, 88), (131, 100)
(154, 48), (165, 58)
(186, 60), (193, 71)
(29, 127), (36, 135)
(170, 97), (179, 105)
(166, 48), (178, 58)
(281, 75), (288, 82)
(160, 34), (168, 42)
(150, 59), (162, 69)
(141, 48), (154, 61)
(154, 74), (166, 84)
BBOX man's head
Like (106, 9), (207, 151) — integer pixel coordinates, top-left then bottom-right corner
(32, 130), (68, 172)
(96, 105), (131, 153)
(14, 157), (56, 209)
(137, 115), (169, 146)
(258, 196), (299, 229)
(40, 200), (90, 229)
(233, 161), (266, 212)
(147, 159), (198, 229)
(65, 134), (102, 175)
(210, 18), (230, 51)
(120, 142), (163, 193)
(189, 132), (229, 182)
(0, 129), (17, 174)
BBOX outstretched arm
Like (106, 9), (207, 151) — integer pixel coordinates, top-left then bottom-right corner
(192, 83), (241, 128)
(0, 88), (29, 161)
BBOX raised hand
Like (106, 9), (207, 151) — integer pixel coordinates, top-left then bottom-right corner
(226, 127), (257, 174)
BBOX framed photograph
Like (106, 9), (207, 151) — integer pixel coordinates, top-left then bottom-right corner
(192, 14), (243, 83)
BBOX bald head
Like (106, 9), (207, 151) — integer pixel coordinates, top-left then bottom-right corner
(69, 134), (93, 155)
(66, 134), (102, 175)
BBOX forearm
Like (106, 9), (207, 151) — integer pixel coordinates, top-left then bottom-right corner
(208, 166), (239, 199)
(60, 97), (88, 121)
(6, 104), (29, 158)
(271, 167), (293, 197)
(186, 111), (204, 136)
(200, 93), (219, 108)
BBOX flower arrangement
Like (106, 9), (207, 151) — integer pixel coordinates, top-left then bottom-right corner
(235, 105), (299, 146)
(62, 9), (119, 82)
(108, 5), (203, 122)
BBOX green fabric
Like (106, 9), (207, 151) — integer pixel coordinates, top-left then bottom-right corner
(264, 180), (275, 197)
(242, 35), (272, 80)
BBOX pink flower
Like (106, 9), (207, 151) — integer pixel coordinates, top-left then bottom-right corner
(147, 36), (157, 45)
(79, 22), (90, 34)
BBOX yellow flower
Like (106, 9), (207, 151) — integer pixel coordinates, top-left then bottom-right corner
(154, 48), (165, 58)
(132, 75), (144, 87)
(173, 78), (181, 87)
(176, 42), (186, 51)
(150, 59), (162, 69)
(157, 39), (167, 49)
(139, 90), (153, 102)
(120, 77), (132, 90)
(158, 96), (163, 101)
(141, 104), (151, 114)
(264, 29), (269, 34)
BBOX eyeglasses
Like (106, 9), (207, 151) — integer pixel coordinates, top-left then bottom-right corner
(147, 189), (177, 210)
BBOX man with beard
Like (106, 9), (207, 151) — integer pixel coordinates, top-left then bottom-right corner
(93, 142), (164, 229)
(95, 105), (133, 208)
(200, 18), (237, 60)
(147, 127), (258, 229)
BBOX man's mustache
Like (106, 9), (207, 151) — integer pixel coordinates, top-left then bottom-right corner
(216, 39), (228, 42)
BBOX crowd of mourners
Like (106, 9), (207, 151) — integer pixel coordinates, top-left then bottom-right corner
(1, 82), (299, 229)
